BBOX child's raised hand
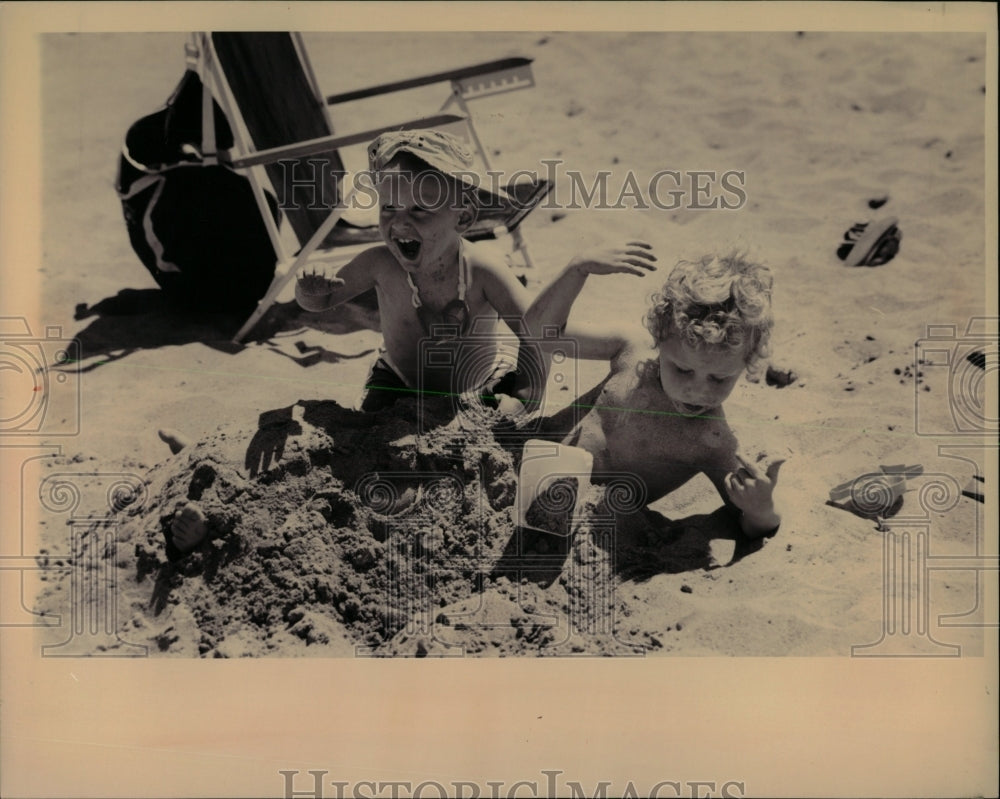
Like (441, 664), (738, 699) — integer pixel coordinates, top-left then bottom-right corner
(297, 269), (344, 293)
(725, 454), (784, 536)
(568, 241), (657, 278)
(295, 269), (344, 312)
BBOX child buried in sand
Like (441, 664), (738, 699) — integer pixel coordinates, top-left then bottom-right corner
(525, 251), (784, 538)
(161, 129), (657, 554)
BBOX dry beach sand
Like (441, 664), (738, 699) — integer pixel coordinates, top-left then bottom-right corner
(26, 29), (994, 659)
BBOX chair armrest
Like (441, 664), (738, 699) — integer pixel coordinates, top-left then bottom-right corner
(224, 113), (466, 169)
(326, 57), (534, 104)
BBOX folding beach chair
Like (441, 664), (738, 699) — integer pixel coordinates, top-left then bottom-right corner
(186, 32), (552, 343)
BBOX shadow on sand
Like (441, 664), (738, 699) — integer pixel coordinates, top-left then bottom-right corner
(58, 288), (380, 372)
(490, 504), (769, 588)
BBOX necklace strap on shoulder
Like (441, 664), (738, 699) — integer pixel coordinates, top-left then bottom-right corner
(405, 272), (422, 308)
(404, 242), (466, 308)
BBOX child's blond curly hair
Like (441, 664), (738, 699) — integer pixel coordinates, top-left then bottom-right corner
(644, 252), (774, 376)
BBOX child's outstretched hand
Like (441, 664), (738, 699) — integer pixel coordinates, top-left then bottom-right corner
(295, 269), (345, 312)
(568, 241), (657, 278)
(725, 454), (784, 537)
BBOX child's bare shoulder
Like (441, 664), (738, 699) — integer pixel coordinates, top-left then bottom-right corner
(361, 244), (397, 268)
(599, 345), (657, 411)
(465, 241), (512, 279)
(465, 242), (530, 315)
(349, 244), (404, 282)
(609, 333), (656, 376)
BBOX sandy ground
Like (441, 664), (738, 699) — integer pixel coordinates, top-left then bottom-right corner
(14, 30), (993, 661)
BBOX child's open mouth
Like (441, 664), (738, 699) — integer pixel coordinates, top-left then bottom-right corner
(675, 400), (708, 416)
(394, 237), (421, 261)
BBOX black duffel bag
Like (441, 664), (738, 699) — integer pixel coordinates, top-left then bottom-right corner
(116, 68), (281, 312)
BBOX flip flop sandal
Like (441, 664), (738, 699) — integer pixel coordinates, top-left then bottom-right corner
(837, 216), (902, 266)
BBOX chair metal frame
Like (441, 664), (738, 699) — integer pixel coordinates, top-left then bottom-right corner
(186, 32), (548, 343)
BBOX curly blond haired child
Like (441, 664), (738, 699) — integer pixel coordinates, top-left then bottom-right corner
(528, 251), (783, 537)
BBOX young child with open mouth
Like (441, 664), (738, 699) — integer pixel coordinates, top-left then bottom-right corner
(295, 128), (654, 412)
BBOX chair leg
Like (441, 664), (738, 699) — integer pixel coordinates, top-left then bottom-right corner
(511, 228), (535, 270)
(232, 201), (350, 344)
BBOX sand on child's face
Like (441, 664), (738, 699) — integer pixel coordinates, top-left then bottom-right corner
(656, 338), (746, 415)
(376, 166), (468, 273)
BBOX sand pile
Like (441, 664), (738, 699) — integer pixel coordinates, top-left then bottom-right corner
(90, 399), (530, 656)
(38, 396), (776, 657)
